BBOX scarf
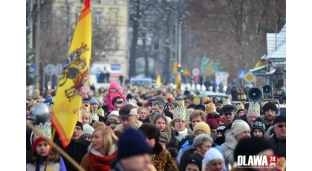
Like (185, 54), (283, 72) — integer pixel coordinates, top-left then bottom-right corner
(35, 157), (46, 171)
(175, 128), (188, 142)
(90, 150), (117, 171)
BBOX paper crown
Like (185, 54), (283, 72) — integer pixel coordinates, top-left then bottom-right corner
(28, 99), (38, 106)
(31, 122), (52, 144)
(95, 108), (104, 116)
(123, 100), (137, 107)
(248, 102), (261, 114)
(193, 98), (200, 105)
(205, 99), (216, 113)
(173, 106), (187, 120)
(201, 96), (210, 102)
(192, 94), (197, 99)
(222, 98), (231, 105)
(236, 103), (245, 111)
(241, 94), (247, 100)
(177, 100), (185, 107)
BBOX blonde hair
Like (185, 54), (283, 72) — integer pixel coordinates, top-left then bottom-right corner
(92, 121), (106, 129)
(89, 126), (118, 156)
(138, 107), (150, 117)
(190, 110), (206, 122)
(152, 114), (172, 142)
(81, 110), (92, 124)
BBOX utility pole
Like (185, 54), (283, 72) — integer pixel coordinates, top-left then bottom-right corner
(28, 0), (33, 49)
(143, 32), (149, 77)
(35, 0), (41, 90)
(175, 13), (178, 63)
(178, 21), (182, 65)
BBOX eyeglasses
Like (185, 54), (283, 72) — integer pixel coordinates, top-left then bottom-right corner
(224, 113), (232, 116)
(116, 101), (123, 104)
(277, 124), (286, 128)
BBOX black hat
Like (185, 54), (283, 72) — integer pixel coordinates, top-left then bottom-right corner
(126, 94), (133, 99)
(221, 104), (235, 113)
(234, 137), (272, 162)
(186, 153), (203, 171)
(138, 123), (160, 142)
(262, 102), (277, 113)
(187, 104), (196, 109)
(76, 121), (83, 131)
(244, 103), (249, 110)
(83, 98), (90, 102)
(251, 117), (266, 135)
(273, 115), (286, 125)
(195, 104), (206, 112)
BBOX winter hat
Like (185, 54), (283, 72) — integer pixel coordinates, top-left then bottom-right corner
(262, 102), (277, 113)
(126, 94), (133, 99)
(231, 120), (250, 137)
(204, 148), (227, 170)
(195, 104), (206, 112)
(108, 110), (119, 118)
(138, 123), (161, 142)
(216, 124), (227, 133)
(159, 132), (169, 144)
(117, 128), (152, 160)
(206, 113), (218, 130)
(193, 122), (211, 136)
(221, 104), (235, 113)
(251, 117), (265, 135)
(273, 115), (286, 125)
(82, 124), (95, 136)
(76, 121), (83, 131)
(216, 118), (227, 125)
(186, 153), (203, 171)
(234, 137), (272, 162)
(83, 98), (90, 102)
(32, 137), (48, 152)
(89, 98), (99, 105)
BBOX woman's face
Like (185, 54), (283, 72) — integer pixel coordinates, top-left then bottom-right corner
(83, 134), (92, 142)
(252, 129), (263, 138)
(36, 141), (50, 157)
(139, 109), (148, 119)
(155, 118), (166, 132)
(145, 137), (156, 148)
(169, 107), (174, 114)
(206, 159), (223, 171)
(174, 119), (186, 131)
(91, 130), (104, 150)
(82, 115), (90, 124)
(196, 140), (212, 155)
(186, 163), (200, 171)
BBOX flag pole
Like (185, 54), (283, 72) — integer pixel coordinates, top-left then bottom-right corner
(26, 121), (86, 171)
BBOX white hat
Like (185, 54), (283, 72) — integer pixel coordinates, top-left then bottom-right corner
(82, 124), (94, 136)
(204, 148), (227, 170)
(231, 120), (250, 137)
(108, 110), (119, 118)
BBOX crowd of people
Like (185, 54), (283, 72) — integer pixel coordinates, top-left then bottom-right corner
(26, 81), (286, 171)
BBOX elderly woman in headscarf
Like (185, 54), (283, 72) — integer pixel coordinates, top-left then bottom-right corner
(203, 148), (227, 171)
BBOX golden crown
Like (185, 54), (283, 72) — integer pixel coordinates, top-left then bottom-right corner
(222, 98), (231, 105)
(177, 100), (185, 107)
(201, 96), (210, 102)
(95, 108), (104, 116)
(31, 122), (52, 142)
(173, 106), (187, 120)
(193, 98), (200, 105)
(248, 102), (261, 114)
(241, 94), (247, 100)
(123, 100), (136, 107)
(29, 99), (38, 106)
(236, 103), (245, 111)
(193, 94), (198, 99)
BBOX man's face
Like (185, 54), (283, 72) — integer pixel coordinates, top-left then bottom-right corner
(121, 115), (137, 128)
(247, 113), (259, 125)
(114, 98), (124, 108)
(191, 115), (203, 128)
(151, 105), (163, 113)
(223, 112), (234, 123)
(238, 111), (245, 117)
(72, 126), (83, 140)
(185, 98), (192, 105)
(273, 121), (286, 139)
(264, 109), (276, 121)
(122, 154), (151, 171)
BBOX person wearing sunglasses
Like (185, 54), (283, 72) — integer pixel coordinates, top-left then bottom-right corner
(267, 115), (286, 158)
(220, 104), (237, 124)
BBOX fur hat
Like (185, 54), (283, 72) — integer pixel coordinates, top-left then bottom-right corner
(231, 120), (250, 137)
(138, 123), (161, 142)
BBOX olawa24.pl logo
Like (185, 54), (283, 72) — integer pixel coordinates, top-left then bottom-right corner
(236, 155), (277, 168)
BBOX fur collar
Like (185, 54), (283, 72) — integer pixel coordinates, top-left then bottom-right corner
(261, 115), (274, 126)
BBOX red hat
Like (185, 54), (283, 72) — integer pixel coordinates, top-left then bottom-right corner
(216, 118), (227, 125)
(32, 137), (47, 152)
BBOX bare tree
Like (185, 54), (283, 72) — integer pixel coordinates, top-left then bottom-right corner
(186, 0), (286, 81)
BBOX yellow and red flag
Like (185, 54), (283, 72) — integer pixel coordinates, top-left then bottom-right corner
(51, 0), (92, 148)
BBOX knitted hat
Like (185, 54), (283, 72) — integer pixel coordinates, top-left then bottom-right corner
(231, 120), (250, 137)
(204, 148), (227, 170)
(89, 98), (99, 105)
(251, 117), (265, 135)
(216, 118), (227, 125)
(82, 124), (95, 136)
(193, 122), (211, 136)
(186, 153), (203, 171)
(32, 137), (48, 152)
(76, 121), (83, 131)
(159, 132), (169, 144)
(206, 113), (218, 130)
(234, 137), (273, 162)
(262, 102), (277, 113)
(117, 128), (152, 160)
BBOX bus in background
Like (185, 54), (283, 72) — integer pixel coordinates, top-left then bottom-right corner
(130, 76), (153, 87)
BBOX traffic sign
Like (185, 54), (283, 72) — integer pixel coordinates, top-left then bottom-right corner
(192, 68), (200, 76)
(29, 64), (35, 77)
(44, 64), (56, 76)
(55, 63), (63, 75)
(206, 66), (212, 72)
(183, 69), (190, 76)
(244, 71), (256, 83)
(238, 70), (247, 79)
